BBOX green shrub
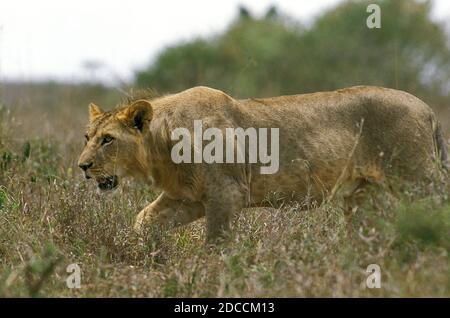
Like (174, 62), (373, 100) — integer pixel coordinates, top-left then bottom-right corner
(395, 199), (450, 251)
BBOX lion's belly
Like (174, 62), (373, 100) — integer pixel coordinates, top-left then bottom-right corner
(248, 159), (339, 205)
(248, 155), (360, 205)
(249, 174), (303, 205)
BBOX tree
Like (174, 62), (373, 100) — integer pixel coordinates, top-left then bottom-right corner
(135, 0), (450, 109)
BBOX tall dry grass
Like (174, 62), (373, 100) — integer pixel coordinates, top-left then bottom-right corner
(0, 83), (449, 297)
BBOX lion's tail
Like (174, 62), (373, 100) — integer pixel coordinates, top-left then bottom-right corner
(433, 120), (449, 171)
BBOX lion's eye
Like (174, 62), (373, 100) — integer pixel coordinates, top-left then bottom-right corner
(102, 135), (114, 145)
(84, 134), (89, 144)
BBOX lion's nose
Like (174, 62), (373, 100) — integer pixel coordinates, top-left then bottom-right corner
(78, 162), (93, 171)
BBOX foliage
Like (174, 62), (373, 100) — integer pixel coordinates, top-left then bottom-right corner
(136, 0), (450, 111)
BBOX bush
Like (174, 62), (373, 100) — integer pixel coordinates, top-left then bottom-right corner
(395, 199), (450, 251)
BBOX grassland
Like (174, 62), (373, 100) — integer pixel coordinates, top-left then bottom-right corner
(0, 83), (449, 297)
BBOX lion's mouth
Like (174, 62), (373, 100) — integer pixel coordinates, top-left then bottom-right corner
(96, 175), (119, 191)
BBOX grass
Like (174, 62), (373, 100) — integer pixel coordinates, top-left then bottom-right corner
(0, 84), (449, 297)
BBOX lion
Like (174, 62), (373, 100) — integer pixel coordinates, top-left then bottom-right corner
(77, 86), (448, 242)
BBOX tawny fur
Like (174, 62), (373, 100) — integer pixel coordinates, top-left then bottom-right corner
(78, 86), (447, 242)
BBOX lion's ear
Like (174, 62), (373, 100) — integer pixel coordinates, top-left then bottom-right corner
(89, 103), (104, 122)
(117, 99), (153, 132)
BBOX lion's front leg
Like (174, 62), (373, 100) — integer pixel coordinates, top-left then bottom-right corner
(133, 192), (205, 233)
(202, 174), (247, 243)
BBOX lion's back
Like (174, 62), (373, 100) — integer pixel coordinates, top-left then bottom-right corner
(237, 86), (439, 200)
(151, 86), (440, 202)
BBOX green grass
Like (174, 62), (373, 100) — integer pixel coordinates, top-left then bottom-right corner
(0, 92), (449, 297)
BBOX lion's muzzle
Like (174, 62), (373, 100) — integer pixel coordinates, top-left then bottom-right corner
(96, 175), (119, 191)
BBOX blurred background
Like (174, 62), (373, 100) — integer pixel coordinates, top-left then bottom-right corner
(1, 0), (450, 141)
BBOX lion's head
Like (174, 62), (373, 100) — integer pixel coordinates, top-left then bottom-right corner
(77, 100), (153, 191)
